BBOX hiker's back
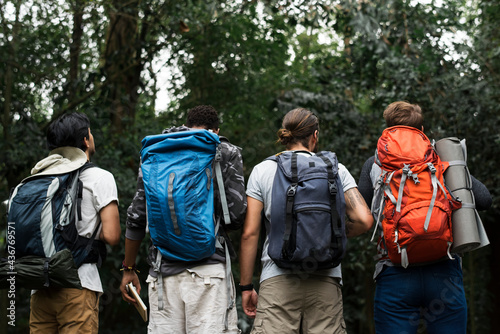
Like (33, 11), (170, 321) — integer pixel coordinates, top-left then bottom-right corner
(140, 129), (222, 262)
(373, 126), (460, 267)
(2, 158), (114, 290)
(124, 106), (244, 333)
(266, 151), (347, 271)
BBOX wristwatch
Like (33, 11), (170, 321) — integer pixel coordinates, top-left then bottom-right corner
(239, 283), (254, 291)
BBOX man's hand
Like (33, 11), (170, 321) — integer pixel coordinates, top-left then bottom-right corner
(242, 289), (259, 318)
(120, 270), (141, 304)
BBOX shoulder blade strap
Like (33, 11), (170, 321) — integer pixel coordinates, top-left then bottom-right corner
(215, 145), (231, 227)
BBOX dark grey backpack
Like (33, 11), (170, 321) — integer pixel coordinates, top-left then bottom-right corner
(266, 151), (347, 271)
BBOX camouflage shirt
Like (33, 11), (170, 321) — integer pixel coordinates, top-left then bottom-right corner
(125, 126), (247, 277)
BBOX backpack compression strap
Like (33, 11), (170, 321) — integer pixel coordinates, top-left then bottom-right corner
(282, 152), (299, 257)
(316, 153), (342, 252)
(424, 162), (448, 232)
(370, 170), (388, 242)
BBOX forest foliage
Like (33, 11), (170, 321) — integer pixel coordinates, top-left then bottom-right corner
(1, 0), (499, 333)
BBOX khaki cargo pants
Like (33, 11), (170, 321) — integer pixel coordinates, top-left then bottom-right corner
(251, 274), (347, 334)
(30, 288), (99, 334)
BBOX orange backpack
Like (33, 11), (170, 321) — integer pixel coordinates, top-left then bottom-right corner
(371, 126), (461, 267)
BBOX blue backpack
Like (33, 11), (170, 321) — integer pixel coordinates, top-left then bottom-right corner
(141, 129), (236, 319)
(2, 163), (105, 289)
(140, 130), (230, 262)
(266, 151), (347, 271)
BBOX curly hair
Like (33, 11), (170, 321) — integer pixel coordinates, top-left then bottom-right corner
(186, 105), (220, 130)
(277, 108), (319, 149)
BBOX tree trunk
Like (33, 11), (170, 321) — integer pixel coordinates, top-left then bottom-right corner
(102, 0), (142, 134)
(2, 0), (21, 192)
(68, 0), (84, 102)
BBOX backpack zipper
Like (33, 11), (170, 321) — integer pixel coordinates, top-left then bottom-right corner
(295, 207), (331, 213)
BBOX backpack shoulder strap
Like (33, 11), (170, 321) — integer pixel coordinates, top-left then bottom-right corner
(76, 162), (96, 221)
(80, 161), (96, 172)
(214, 145), (231, 227)
(264, 150), (311, 163)
(264, 154), (278, 162)
(70, 162), (106, 267)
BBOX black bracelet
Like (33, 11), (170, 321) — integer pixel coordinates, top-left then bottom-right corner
(239, 283), (254, 291)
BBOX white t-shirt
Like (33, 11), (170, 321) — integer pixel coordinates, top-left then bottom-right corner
(77, 166), (119, 293)
(246, 152), (357, 284)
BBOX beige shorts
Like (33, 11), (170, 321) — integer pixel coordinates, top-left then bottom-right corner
(147, 263), (240, 333)
(30, 288), (99, 334)
(251, 274), (347, 334)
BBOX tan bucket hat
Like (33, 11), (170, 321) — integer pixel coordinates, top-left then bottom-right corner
(29, 147), (88, 178)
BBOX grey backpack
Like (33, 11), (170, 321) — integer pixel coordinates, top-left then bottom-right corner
(266, 151), (347, 271)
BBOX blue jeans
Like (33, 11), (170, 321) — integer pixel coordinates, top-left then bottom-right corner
(374, 258), (467, 334)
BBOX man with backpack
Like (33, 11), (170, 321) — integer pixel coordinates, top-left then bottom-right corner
(120, 105), (246, 333)
(357, 101), (492, 334)
(26, 112), (121, 333)
(239, 107), (373, 334)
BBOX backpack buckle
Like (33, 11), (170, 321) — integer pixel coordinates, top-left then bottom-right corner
(328, 182), (337, 196)
(287, 184), (297, 197)
(427, 163), (436, 174)
(215, 147), (222, 162)
(402, 164), (411, 174)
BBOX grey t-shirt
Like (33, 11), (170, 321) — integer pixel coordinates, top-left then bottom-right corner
(246, 151), (357, 284)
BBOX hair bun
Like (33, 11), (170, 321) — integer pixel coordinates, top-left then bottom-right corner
(277, 128), (293, 145)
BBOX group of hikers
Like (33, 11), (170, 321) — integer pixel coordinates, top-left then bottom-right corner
(6, 101), (492, 334)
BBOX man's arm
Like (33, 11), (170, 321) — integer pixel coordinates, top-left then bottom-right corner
(99, 201), (120, 246)
(471, 175), (492, 211)
(344, 187), (374, 238)
(120, 167), (147, 303)
(358, 156), (376, 208)
(120, 238), (143, 304)
(239, 196), (262, 318)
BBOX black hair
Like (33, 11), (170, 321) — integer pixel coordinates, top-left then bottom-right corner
(186, 105), (219, 130)
(47, 112), (90, 151)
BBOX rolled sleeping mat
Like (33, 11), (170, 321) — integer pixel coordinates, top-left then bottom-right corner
(435, 137), (489, 253)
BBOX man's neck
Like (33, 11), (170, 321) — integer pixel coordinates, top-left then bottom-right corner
(191, 125), (220, 135)
(287, 143), (310, 152)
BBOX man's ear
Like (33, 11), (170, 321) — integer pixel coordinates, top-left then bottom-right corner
(308, 130), (318, 151)
(84, 128), (91, 150)
(214, 128), (220, 135)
